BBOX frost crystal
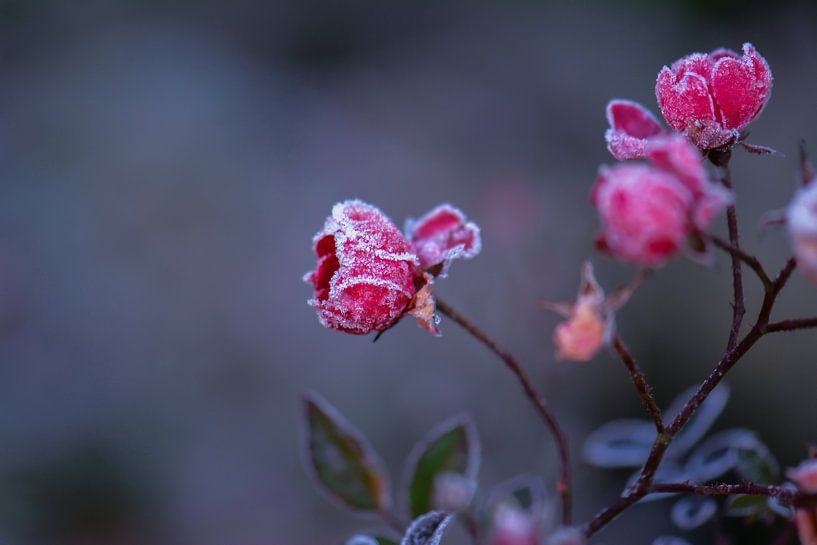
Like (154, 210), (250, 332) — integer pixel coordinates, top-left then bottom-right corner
(656, 43), (772, 150)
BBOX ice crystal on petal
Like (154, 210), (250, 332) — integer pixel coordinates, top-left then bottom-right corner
(405, 204), (482, 275)
(605, 99), (666, 160)
(305, 200), (419, 334)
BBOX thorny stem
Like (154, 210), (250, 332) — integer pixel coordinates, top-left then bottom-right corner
(649, 482), (798, 502)
(612, 336), (665, 434)
(435, 297), (573, 525)
(765, 317), (817, 333)
(585, 256), (802, 538)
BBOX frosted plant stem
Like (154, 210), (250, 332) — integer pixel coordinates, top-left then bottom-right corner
(649, 482), (799, 501)
(584, 256), (800, 537)
(710, 235), (771, 289)
(612, 336), (664, 434)
(435, 297), (573, 525)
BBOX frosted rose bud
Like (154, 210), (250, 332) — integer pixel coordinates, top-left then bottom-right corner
(656, 43), (772, 150)
(592, 163), (693, 266)
(787, 459), (817, 494)
(605, 99), (665, 160)
(787, 180), (817, 284)
(305, 200), (418, 334)
(550, 263), (609, 362)
(405, 204), (481, 275)
(593, 136), (730, 266)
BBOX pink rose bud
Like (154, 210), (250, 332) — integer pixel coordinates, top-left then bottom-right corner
(787, 459), (817, 494)
(656, 43), (772, 150)
(593, 136), (730, 266)
(490, 504), (539, 545)
(787, 179), (817, 284)
(550, 263), (609, 362)
(605, 99), (666, 160)
(405, 204), (481, 275)
(305, 200), (418, 334)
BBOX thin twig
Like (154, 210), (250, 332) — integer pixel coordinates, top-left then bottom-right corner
(710, 235), (771, 288)
(717, 159), (747, 352)
(612, 336), (665, 434)
(649, 482), (799, 502)
(765, 317), (817, 333)
(435, 297), (572, 525)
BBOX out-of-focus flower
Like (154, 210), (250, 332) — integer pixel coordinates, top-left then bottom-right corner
(544, 262), (642, 363)
(432, 471), (477, 513)
(605, 99), (666, 160)
(787, 458), (817, 494)
(787, 177), (817, 284)
(305, 200), (418, 334)
(405, 204), (481, 275)
(592, 136), (731, 266)
(656, 43), (772, 150)
(490, 504), (539, 545)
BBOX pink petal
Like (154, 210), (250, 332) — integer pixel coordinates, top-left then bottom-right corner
(671, 52), (716, 85)
(606, 99), (664, 138)
(647, 135), (709, 196)
(656, 68), (718, 134)
(711, 43), (772, 131)
(406, 204), (482, 273)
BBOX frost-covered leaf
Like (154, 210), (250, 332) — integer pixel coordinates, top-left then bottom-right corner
(768, 482), (798, 519)
(735, 444), (779, 485)
(626, 461), (690, 503)
(685, 428), (762, 483)
(401, 511), (454, 545)
(653, 537), (692, 545)
(581, 419), (656, 467)
(671, 496), (718, 530)
(725, 494), (768, 518)
(665, 384), (730, 457)
(404, 416), (479, 518)
(302, 392), (391, 511)
(346, 536), (399, 545)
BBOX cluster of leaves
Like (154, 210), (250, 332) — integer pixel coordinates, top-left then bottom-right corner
(583, 383), (790, 532)
(302, 392), (555, 544)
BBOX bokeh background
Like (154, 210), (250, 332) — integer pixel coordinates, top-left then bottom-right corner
(0, 1), (815, 544)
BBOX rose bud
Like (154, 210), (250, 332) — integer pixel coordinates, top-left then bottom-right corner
(787, 178), (817, 284)
(796, 508), (817, 545)
(605, 99), (666, 160)
(305, 200), (418, 334)
(544, 262), (643, 362)
(405, 204), (481, 276)
(656, 43), (772, 150)
(593, 136), (731, 266)
(787, 458), (817, 494)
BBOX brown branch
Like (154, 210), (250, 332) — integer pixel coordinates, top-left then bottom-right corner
(649, 482), (799, 502)
(435, 297), (572, 524)
(710, 235), (771, 289)
(765, 317), (817, 333)
(612, 336), (665, 434)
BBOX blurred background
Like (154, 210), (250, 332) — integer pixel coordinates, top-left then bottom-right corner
(0, 1), (815, 544)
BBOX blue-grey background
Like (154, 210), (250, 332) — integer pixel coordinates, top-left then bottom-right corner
(0, 1), (815, 544)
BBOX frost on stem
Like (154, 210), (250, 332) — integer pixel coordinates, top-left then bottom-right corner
(656, 43), (772, 150)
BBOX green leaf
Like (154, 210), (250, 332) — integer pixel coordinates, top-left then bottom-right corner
(404, 416), (479, 518)
(401, 511), (454, 545)
(725, 494), (768, 519)
(302, 391), (391, 512)
(735, 446), (779, 485)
